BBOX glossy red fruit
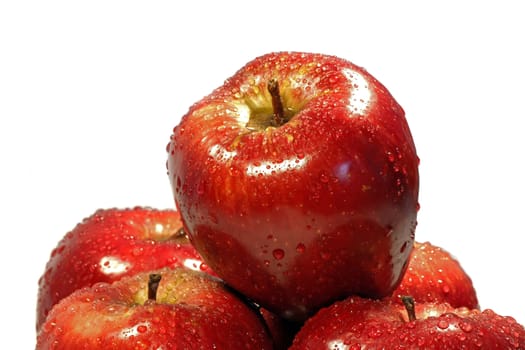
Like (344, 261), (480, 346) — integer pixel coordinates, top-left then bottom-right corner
(37, 268), (273, 349)
(390, 241), (479, 309)
(290, 296), (525, 349)
(36, 207), (214, 330)
(167, 51), (419, 321)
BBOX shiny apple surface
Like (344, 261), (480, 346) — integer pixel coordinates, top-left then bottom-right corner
(167, 52), (419, 321)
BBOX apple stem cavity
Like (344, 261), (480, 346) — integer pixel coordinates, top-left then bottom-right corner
(268, 78), (285, 127)
(401, 295), (417, 321)
(172, 227), (188, 241)
(148, 273), (162, 302)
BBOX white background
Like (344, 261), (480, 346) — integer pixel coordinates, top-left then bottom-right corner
(1, 1), (524, 347)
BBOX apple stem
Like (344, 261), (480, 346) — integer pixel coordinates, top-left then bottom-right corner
(148, 273), (162, 302)
(401, 295), (417, 321)
(268, 78), (285, 127)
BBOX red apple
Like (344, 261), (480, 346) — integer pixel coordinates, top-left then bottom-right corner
(36, 267), (274, 349)
(36, 207), (215, 330)
(390, 241), (479, 309)
(290, 295), (525, 349)
(167, 51), (420, 321)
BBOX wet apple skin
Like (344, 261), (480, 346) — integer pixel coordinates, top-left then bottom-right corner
(167, 52), (419, 321)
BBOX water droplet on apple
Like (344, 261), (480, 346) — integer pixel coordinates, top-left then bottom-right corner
(272, 248), (285, 260)
(132, 247), (143, 256)
(367, 326), (383, 339)
(437, 319), (449, 329)
(296, 243), (306, 253)
(208, 164), (218, 174)
(50, 245), (66, 257)
(459, 321), (473, 333)
(175, 176), (182, 192)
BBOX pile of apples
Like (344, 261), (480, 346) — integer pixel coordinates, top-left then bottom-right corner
(36, 52), (525, 349)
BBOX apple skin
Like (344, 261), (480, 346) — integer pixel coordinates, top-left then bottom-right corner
(289, 296), (525, 349)
(390, 241), (479, 309)
(167, 51), (419, 321)
(36, 267), (274, 349)
(36, 207), (215, 330)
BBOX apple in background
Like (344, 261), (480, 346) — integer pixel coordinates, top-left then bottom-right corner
(36, 268), (274, 349)
(290, 295), (525, 349)
(390, 241), (479, 309)
(167, 51), (420, 321)
(36, 207), (215, 330)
